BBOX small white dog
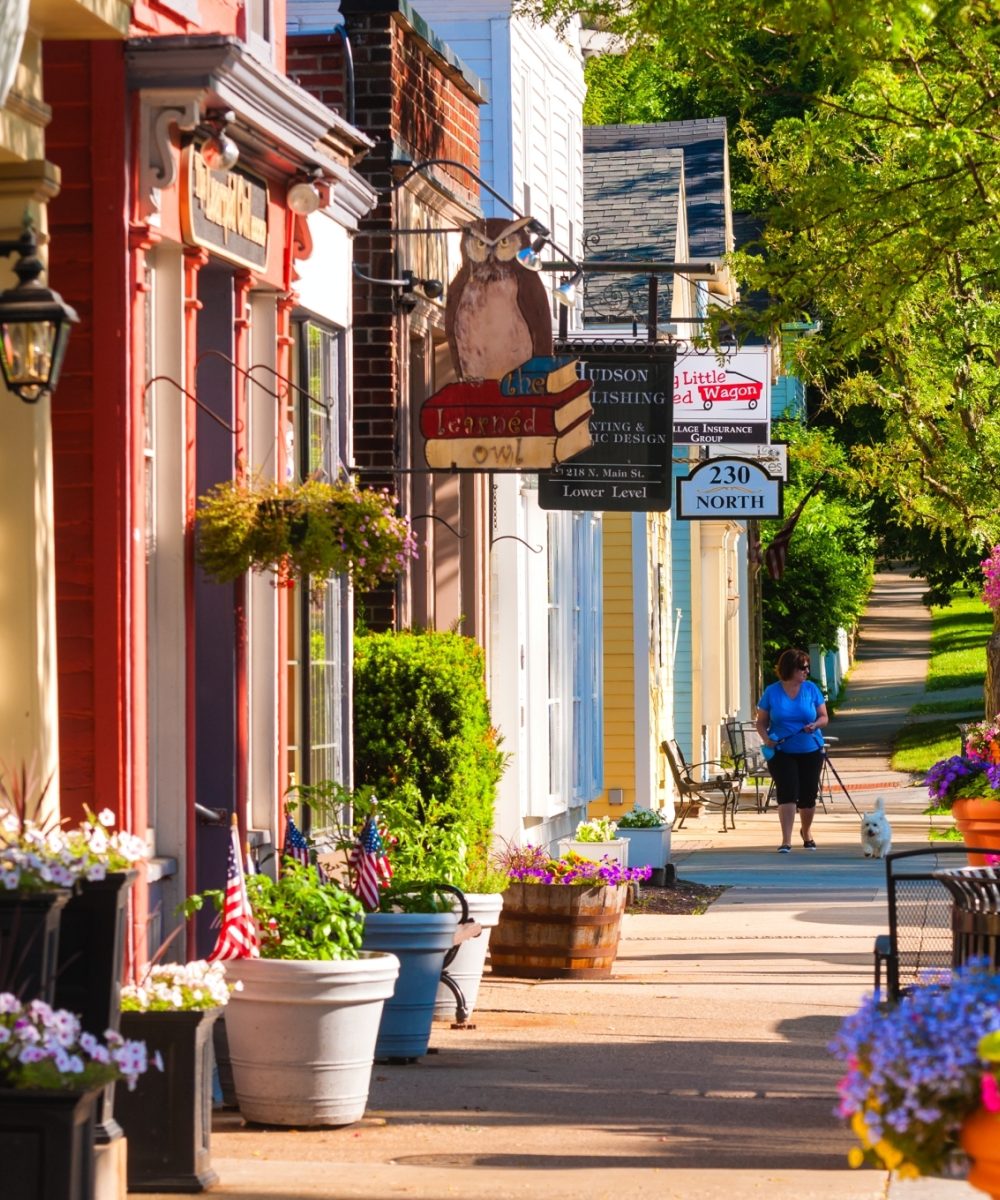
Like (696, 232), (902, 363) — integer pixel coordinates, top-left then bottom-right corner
(861, 796), (893, 859)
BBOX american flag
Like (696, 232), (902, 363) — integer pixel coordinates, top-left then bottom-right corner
(208, 819), (260, 962)
(348, 814), (393, 910)
(283, 812), (311, 868)
(764, 479), (822, 581)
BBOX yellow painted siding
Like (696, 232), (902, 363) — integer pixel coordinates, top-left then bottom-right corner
(591, 512), (634, 818)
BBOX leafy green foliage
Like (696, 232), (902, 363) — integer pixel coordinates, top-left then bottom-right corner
(245, 861), (365, 960)
(574, 816), (618, 841)
(760, 422), (875, 659)
(196, 475), (416, 591)
(616, 807), (668, 828)
(353, 631), (508, 893)
(181, 861), (365, 961)
(546, 0), (1000, 551)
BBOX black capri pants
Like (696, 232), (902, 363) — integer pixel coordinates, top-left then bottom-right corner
(769, 749), (824, 808)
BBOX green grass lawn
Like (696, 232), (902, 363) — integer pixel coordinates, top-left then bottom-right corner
(925, 594), (991, 692)
(890, 593), (989, 773)
(909, 697), (985, 715)
(891, 718), (964, 774)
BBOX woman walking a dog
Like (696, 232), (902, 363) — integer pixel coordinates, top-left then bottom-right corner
(756, 648), (829, 853)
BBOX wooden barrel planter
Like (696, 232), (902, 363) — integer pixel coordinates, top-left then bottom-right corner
(488, 883), (628, 979)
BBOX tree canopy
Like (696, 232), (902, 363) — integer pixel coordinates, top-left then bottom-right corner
(536, 0), (1000, 552)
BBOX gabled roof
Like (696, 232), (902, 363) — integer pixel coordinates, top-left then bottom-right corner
(583, 145), (684, 326)
(584, 118), (730, 261)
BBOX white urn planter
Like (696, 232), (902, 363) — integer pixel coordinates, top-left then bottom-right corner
(564, 837), (629, 866)
(615, 826), (671, 871)
(433, 892), (504, 1023)
(0, 0), (29, 108)
(223, 952), (399, 1127)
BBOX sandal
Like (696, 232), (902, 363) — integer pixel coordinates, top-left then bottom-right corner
(803, 839), (817, 850)
(777, 844), (791, 853)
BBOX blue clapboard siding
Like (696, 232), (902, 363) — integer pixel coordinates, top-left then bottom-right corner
(407, 6), (509, 216)
(670, 460), (695, 761)
(771, 373), (807, 421)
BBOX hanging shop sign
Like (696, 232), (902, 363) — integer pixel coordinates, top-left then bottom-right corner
(538, 342), (677, 512)
(675, 457), (783, 520)
(707, 442), (788, 480)
(180, 147), (269, 271)
(419, 217), (592, 472)
(672, 345), (771, 445)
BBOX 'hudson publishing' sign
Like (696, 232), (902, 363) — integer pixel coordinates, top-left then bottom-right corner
(538, 344), (677, 511)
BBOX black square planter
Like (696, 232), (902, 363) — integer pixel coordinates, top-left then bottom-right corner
(0, 1086), (99, 1200)
(117, 1008), (221, 1192)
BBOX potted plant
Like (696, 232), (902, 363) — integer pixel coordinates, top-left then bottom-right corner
(321, 789), (459, 1061)
(352, 629), (509, 1035)
(489, 846), (651, 980)
(116, 959), (235, 1192)
(189, 860), (400, 1128)
(566, 815), (629, 866)
(0, 992), (153, 1200)
(0, 770), (148, 1007)
(50, 807), (148, 1144)
(924, 714), (1000, 859)
(432, 858), (508, 1025)
(831, 962), (1000, 1194)
(614, 808), (671, 883)
(196, 474), (417, 592)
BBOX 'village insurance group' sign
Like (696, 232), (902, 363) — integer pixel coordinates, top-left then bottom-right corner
(538, 345), (677, 512)
(672, 345), (771, 445)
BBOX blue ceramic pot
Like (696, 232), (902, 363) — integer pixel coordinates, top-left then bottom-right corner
(361, 911), (458, 1061)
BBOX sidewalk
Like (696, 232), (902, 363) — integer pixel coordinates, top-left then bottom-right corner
(168, 570), (980, 1200)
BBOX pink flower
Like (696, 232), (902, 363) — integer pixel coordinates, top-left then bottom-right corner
(982, 1073), (1000, 1113)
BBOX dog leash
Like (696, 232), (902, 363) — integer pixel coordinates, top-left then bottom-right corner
(761, 725), (819, 761)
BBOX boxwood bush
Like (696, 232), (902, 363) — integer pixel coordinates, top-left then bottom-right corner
(353, 629), (507, 888)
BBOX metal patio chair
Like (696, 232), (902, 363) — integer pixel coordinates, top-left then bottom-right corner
(724, 719), (772, 812)
(661, 739), (740, 832)
(874, 843), (1000, 1003)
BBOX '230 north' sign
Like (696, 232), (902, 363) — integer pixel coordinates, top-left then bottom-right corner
(675, 457), (783, 520)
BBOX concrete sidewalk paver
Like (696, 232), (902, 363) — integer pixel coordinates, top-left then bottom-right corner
(142, 569), (983, 1200)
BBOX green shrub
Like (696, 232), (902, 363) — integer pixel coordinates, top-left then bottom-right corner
(353, 630), (507, 890)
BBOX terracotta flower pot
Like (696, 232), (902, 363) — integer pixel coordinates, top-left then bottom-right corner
(952, 797), (1000, 865)
(961, 1105), (1000, 1199)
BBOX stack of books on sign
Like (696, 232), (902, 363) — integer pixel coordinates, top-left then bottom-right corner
(420, 356), (592, 470)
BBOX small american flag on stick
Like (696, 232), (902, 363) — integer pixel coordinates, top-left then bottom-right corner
(348, 809), (393, 911)
(283, 811), (311, 869)
(208, 816), (260, 961)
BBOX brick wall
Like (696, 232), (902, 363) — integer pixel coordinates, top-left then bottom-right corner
(289, 8), (482, 629)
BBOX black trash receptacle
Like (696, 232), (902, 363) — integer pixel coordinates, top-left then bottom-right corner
(933, 866), (1000, 970)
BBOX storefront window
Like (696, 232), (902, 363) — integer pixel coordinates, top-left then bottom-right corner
(287, 321), (350, 794)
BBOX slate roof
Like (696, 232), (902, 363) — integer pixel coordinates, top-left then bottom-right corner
(584, 118), (729, 261)
(582, 146), (684, 327)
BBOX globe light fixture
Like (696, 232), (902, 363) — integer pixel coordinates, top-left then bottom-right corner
(287, 179), (323, 215)
(0, 223), (79, 403)
(199, 109), (239, 171)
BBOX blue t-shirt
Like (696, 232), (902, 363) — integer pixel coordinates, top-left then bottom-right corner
(757, 680), (826, 755)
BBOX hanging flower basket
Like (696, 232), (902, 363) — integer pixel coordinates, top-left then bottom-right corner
(196, 475), (417, 591)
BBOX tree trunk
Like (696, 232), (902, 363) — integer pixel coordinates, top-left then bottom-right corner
(986, 607), (1000, 719)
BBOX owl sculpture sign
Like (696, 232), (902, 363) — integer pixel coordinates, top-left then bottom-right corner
(419, 217), (592, 472)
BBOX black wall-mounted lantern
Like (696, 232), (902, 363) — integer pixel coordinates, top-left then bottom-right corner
(0, 223), (79, 403)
